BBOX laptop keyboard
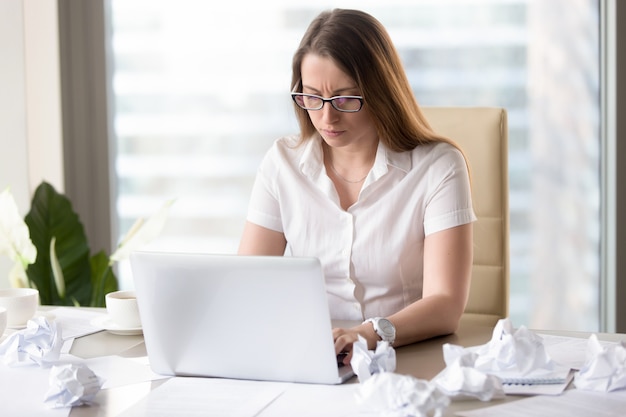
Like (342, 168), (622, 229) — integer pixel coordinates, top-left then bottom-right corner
(336, 352), (348, 367)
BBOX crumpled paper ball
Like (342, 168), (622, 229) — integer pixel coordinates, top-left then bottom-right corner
(450, 318), (570, 386)
(0, 316), (62, 367)
(44, 363), (103, 408)
(574, 334), (626, 392)
(350, 335), (396, 383)
(356, 372), (450, 417)
(473, 318), (555, 376)
(432, 318), (570, 399)
(433, 344), (505, 401)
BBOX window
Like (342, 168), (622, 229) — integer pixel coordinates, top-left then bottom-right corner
(108, 0), (600, 331)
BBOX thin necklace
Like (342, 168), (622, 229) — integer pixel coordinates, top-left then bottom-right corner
(328, 159), (368, 184)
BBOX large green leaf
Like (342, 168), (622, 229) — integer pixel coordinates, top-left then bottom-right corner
(90, 250), (119, 307)
(24, 182), (93, 305)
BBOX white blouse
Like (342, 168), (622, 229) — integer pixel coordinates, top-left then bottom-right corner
(246, 135), (476, 321)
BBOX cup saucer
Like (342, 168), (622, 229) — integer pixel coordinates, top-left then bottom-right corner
(90, 315), (143, 336)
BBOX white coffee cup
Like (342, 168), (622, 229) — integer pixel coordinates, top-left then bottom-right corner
(0, 307), (7, 336)
(105, 290), (141, 328)
(0, 288), (39, 327)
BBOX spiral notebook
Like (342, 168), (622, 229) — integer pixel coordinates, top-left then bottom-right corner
(499, 368), (571, 385)
(500, 368), (574, 396)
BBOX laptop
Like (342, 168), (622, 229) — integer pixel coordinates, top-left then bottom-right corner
(129, 251), (354, 384)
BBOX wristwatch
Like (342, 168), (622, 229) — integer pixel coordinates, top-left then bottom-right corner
(363, 317), (396, 344)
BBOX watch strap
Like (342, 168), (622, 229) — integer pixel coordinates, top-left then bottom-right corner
(363, 317), (396, 344)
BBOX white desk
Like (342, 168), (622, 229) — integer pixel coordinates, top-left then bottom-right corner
(54, 311), (626, 416)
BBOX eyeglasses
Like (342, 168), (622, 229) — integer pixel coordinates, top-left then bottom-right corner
(291, 93), (364, 113)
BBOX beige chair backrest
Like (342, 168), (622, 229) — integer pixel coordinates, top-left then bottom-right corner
(421, 107), (510, 324)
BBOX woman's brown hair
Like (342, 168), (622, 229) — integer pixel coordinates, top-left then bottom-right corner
(291, 8), (459, 153)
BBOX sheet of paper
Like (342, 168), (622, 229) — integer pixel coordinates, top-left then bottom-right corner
(257, 382), (362, 416)
(456, 388), (626, 417)
(538, 333), (617, 370)
(0, 362), (71, 417)
(80, 355), (169, 389)
(1, 308), (103, 344)
(117, 377), (290, 417)
(41, 353), (167, 390)
(48, 307), (106, 340)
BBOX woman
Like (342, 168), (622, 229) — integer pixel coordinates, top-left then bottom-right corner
(238, 9), (475, 363)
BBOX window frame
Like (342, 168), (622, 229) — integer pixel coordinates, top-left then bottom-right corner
(56, 0), (626, 331)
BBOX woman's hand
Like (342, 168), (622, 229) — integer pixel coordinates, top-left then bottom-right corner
(332, 323), (379, 366)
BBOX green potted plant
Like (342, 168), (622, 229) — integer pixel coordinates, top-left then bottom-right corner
(0, 181), (172, 307)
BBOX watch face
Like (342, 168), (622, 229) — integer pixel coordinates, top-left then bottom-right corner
(378, 319), (394, 334)
(365, 317), (396, 342)
(378, 318), (396, 339)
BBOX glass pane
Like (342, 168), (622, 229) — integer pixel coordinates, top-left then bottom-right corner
(109, 0), (600, 331)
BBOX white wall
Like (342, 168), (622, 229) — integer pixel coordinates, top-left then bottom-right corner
(0, 0), (63, 288)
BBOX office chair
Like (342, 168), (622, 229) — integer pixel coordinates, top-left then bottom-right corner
(422, 106), (510, 325)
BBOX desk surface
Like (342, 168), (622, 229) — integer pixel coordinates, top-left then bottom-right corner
(66, 312), (625, 417)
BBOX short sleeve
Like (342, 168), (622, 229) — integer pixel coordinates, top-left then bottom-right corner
(245, 146), (284, 233)
(423, 144), (476, 235)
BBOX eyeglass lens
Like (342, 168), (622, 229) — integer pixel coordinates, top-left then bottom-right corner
(293, 94), (362, 112)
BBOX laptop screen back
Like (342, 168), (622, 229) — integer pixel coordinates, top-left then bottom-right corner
(130, 252), (353, 384)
